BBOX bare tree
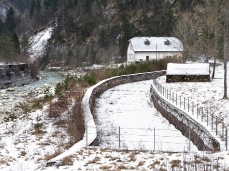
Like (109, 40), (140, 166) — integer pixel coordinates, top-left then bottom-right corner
(174, 0), (228, 98)
(173, 12), (198, 63)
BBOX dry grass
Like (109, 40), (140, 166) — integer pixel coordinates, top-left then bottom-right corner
(137, 161), (144, 166)
(44, 153), (60, 161)
(31, 130), (47, 135)
(117, 165), (130, 170)
(48, 99), (68, 118)
(150, 160), (161, 169)
(128, 152), (137, 162)
(60, 155), (75, 166)
(86, 156), (101, 165)
(170, 159), (181, 168)
(99, 165), (112, 170)
(0, 159), (8, 165)
(20, 151), (27, 156)
(200, 156), (211, 162)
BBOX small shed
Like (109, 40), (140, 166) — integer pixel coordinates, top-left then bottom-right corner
(166, 63), (210, 83)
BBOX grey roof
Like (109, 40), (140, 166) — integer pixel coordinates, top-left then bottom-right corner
(129, 37), (183, 52)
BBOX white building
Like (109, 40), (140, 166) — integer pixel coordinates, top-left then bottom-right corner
(127, 37), (183, 65)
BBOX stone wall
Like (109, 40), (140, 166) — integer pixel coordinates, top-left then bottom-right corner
(0, 64), (32, 88)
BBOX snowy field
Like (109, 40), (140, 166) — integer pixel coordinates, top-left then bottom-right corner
(0, 63), (229, 170)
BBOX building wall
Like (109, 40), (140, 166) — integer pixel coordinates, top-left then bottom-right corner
(127, 43), (182, 65)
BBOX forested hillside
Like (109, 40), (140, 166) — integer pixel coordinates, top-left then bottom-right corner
(1, 0), (222, 68)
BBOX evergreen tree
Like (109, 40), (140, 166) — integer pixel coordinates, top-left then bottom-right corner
(5, 7), (16, 32)
(119, 13), (132, 57)
(30, 0), (36, 17)
(36, 0), (41, 12)
(160, 2), (174, 36)
(0, 19), (3, 34)
(153, 0), (163, 14)
(44, 0), (59, 10)
(11, 32), (20, 53)
(20, 33), (31, 58)
(0, 32), (18, 62)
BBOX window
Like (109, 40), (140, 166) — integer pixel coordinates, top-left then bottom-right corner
(146, 56), (149, 61)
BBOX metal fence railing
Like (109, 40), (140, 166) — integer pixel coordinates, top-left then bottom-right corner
(85, 125), (218, 152)
(152, 79), (228, 151)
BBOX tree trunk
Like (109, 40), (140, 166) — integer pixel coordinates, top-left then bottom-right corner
(223, 57), (227, 99)
(212, 57), (216, 78)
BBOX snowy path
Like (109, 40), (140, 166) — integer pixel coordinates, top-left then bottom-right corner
(93, 80), (198, 152)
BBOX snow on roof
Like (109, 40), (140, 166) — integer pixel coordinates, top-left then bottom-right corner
(129, 37), (183, 52)
(166, 63), (210, 75)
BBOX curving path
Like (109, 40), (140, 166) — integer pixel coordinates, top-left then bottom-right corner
(93, 80), (198, 151)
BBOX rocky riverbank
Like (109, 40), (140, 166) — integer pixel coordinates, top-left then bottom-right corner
(0, 71), (64, 123)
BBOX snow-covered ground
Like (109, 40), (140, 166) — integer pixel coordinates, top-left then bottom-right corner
(93, 80), (197, 152)
(0, 62), (229, 170)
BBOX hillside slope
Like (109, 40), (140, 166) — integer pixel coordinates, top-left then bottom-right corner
(0, 0), (202, 67)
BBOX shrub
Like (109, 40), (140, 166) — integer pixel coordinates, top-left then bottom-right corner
(44, 86), (53, 101)
(33, 115), (44, 131)
(83, 72), (97, 85)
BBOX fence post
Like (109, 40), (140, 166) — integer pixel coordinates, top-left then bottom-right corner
(212, 114), (214, 130)
(154, 127), (155, 151)
(207, 109), (208, 126)
(216, 116), (218, 135)
(176, 93), (177, 106)
(180, 95), (182, 108)
(119, 126), (121, 149)
(192, 102), (194, 115)
(184, 97), (185, 110)
(201, 107), (203, 122)
(226, 127), (228, 151)
(222, 120), (224, 141)
(197, 104), (199, 119)
(188, 99), (189, 112)
(167, 89), (168, 99)
(189, 128), (190, 151)
(170, 89), (171, 101)
(86, 125), (88, 148)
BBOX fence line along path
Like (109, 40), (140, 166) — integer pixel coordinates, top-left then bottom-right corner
(153, 75), (228, 151)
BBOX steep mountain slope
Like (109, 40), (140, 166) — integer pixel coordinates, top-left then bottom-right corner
(0, 0), (202, 67)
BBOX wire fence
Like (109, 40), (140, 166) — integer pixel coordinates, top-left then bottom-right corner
(85, 125), (219, 152)
(152, 79), (228, 151)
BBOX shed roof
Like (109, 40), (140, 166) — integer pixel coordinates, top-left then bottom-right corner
(166, 63), (210, 75)
(129, 37), (183, 52)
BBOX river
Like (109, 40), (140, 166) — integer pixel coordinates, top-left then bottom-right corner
(0, 71), (64, 123)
